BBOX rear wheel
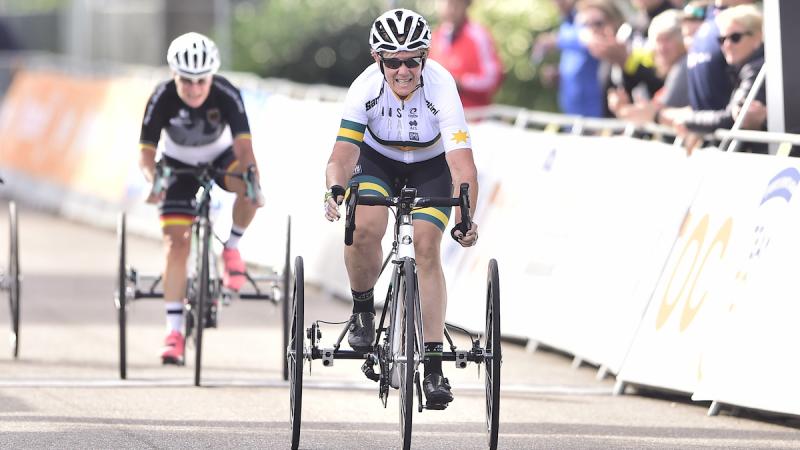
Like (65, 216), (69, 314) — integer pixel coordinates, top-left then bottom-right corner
(282, 215), (291, 381)
(115, 213), (127, 378)
(8, 201), (20, 359)
(484, 259), (501, 450)
(398, 262), (416, 450)
(288, 256), (304, 450)
(193, 219), (211, 387)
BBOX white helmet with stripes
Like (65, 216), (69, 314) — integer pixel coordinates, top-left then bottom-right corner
(369, 9), (431, 53)
(167, 32), (221, 79)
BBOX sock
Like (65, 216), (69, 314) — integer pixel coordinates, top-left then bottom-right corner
(351, 288), (375, 314)
(424, 342), (443, 377)
(165, 301), (184, 333)
(225, 225), (246, 249)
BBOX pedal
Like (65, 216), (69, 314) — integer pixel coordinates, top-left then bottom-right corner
(424, 402), (449, 411)
(361, 357), (380, 382)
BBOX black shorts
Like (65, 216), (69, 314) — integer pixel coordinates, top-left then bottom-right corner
(159, 148), (238, 227)
(350, 145), (453, 231)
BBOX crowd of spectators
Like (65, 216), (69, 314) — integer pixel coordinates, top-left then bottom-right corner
(534, 0), (766, 153)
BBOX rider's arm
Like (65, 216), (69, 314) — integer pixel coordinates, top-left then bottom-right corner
(446, 148), (479, 220)
(232, 135), (258, 177)
(326, 140), (360, 195)
(139, 144), (157, 183)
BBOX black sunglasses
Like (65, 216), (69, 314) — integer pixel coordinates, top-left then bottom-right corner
(381, 56), (423, 69)
(717, 31), (752, 45)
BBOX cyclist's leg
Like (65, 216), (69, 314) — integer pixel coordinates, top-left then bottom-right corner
(159, 159), (198, 361)
(344, 146), (394, 349)
(408, 154), (454, 404)
(214, 148), (256, 291)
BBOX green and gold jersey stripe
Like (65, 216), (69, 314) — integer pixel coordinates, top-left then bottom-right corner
(337, 119), (367, 145)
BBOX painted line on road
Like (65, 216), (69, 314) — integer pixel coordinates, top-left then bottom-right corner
(0, 378), (612, 395)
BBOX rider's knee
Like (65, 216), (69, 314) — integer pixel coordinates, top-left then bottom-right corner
(163, 232), (190, 258)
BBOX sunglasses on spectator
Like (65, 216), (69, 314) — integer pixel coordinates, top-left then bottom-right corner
(717, 31), (752, 45)
(381, 56), (423, 69)
(580, 20), (606, 30)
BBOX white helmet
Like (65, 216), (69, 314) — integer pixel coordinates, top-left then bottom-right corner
(167, 32), (221, 79)
(369, 9), (431, 53)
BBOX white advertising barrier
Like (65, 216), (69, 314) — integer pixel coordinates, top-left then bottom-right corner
(444, 131), (699, 367)
(691, 163), (800, 416)
(537, 136), (700, 373)
(616, 150), (797, 396)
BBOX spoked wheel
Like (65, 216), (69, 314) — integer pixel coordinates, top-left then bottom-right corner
(115, 213), (127, 378)
(282, 215), (291, 381)
(288, 256), (304, 450)
(193, 218), (212, 387)
(398, 262), (416, 450)
(8, 201), (20, 359)
(484, 259), (501, 450)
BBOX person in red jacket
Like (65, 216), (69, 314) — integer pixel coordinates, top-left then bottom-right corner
(429, 0), (503, 109)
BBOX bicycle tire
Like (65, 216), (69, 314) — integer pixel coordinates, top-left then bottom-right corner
(289, 255), (304, 450)
(282, 215), (291, 382)
(484, 259), (501, 450)
(398, 262), (416, 450)
(116, 213), (127, 378)
(194, 218), (211, 387)
(9, 201), (20, 359)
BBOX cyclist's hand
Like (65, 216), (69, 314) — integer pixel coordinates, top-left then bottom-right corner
(146, 182), (165, 204)
(323, 185), (345, 221)
(454, 221), (479, 247)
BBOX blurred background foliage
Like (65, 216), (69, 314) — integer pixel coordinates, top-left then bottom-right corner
(231, 0), (561, 111)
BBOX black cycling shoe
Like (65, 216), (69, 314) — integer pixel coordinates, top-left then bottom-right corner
(423, 373), (454, 407)
(347, 312), (376, 351)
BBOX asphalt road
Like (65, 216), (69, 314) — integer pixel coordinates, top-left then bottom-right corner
(0, 201), (798, 449)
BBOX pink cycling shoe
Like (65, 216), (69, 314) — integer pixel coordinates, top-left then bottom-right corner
(222, 247), (247, 292)
(161, 330), (185, 365)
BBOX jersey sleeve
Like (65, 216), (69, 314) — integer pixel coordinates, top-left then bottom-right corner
(432, 67), (472, 152)
(139, 83), (169, 150)
(335, 67), (372, 145)
(214, 77), (251, 140)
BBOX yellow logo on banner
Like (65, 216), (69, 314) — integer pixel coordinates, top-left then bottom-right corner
(655, 213), (734, 331)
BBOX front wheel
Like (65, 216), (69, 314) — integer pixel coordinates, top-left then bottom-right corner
(484, 259), (501, 450)
(8, 201), (20, 359)
(398, 262), (417, 450)
(288, 256), (304, 450)
(193, 219), (211, 387)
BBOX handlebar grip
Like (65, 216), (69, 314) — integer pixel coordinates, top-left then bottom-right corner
(344, 181), (360, 246)
(450, 183), (472, 242)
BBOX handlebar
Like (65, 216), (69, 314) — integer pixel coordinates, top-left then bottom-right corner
(150, 161), (263, 205)
(344, 181), (471, 246)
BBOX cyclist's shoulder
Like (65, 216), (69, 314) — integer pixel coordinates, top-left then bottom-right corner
(148, 78), (177, 102)
(422, 60), (457, 91)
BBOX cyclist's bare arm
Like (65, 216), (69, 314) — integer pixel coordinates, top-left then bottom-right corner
(324, 141), (360, 221)
(232, 135), (258, 176)
(139, 144), (158, 183)
(446, 147), (479, 246)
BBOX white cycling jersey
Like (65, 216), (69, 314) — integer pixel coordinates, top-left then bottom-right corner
(336, 59), (472, 164)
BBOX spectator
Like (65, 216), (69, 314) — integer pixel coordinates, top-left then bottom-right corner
(608, 8), (689, 124)
(532, 0), (604, 117)
(429, 0), (503, 109)
(661, 4), (766, 153)
(681, 1), (711, 50)
(574, 0), (627, 117)
(686, 0), (756, 111)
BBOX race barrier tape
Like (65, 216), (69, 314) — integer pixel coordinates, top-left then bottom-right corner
(2, 68), (800, 418)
